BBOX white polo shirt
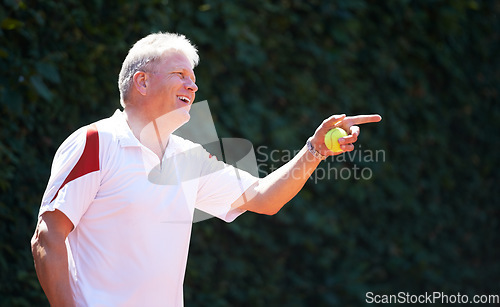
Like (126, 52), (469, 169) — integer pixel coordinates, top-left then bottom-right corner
(39, 110), (259, 306)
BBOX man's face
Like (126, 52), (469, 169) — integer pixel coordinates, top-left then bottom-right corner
(144, 51), (198, 121)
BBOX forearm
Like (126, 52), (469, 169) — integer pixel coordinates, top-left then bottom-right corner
(31, 223), (75, 306)
(239, 145), (321, 215)
(234, 113), (382, 215)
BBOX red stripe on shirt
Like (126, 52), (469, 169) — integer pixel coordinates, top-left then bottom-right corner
(50, 124), (100, 203)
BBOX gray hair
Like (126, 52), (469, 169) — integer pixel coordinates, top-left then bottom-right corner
(118, 32), (199, 107)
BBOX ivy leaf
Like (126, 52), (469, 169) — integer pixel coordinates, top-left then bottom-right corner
(35, 62), (61, 84)
(0, 18), (24, 30)
(30, 75), (53, 101)
(2, 87), (23, 115)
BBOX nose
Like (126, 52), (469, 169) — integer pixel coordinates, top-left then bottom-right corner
(185, 78), (198, 92)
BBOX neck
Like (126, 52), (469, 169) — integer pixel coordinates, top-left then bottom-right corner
(124, 107), (176, 160)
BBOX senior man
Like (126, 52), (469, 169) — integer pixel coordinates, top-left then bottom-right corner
(31, 32), (381, 306)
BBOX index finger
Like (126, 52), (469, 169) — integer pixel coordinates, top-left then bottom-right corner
(345, 114), (382, 125)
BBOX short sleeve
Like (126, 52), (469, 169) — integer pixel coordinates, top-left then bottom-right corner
(195, 150), (259, 222)
(39, 124), (100, 228)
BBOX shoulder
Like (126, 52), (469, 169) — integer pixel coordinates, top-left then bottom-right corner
(168, 134), (216, 164)
(93, 112), (123, 144)
(53, 111), (123, 164)
(169, 134), (203, 152)
(49, 123), (100, 178)
(54, 124), (95, 161)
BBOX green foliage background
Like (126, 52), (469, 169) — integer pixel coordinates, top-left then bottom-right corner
(1, 0), (498, 305)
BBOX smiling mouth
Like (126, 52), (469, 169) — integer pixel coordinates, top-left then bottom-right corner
(178, 96), (191, 104)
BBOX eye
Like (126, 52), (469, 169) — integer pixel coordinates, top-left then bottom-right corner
(176, 72), (184, 79)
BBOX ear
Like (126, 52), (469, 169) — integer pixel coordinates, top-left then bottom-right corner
(132, 71), (148, 96)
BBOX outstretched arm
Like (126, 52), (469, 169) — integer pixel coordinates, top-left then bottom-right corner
(234, 114), (381, 215)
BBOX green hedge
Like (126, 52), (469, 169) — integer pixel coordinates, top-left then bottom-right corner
(1, 0), (498, 305)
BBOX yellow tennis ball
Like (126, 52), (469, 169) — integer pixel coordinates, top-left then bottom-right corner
(324, 127), (348, 153)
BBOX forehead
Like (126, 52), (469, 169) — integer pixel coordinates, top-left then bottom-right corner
(158, 51), (193, 70)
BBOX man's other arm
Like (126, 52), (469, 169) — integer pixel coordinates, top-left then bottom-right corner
(31, 209), (75, 307)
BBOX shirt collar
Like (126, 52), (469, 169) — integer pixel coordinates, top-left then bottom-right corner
(110, 109), (188, 156)
(110, 109), (142, 148)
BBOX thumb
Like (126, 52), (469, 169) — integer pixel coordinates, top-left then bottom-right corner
(325, 114), (346, 128)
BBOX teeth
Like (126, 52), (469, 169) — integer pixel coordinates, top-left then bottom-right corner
(179, 96), (190, 103)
